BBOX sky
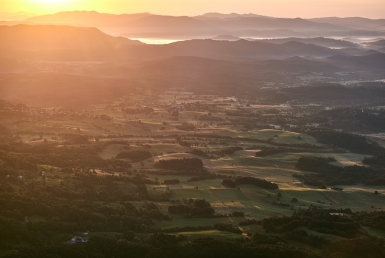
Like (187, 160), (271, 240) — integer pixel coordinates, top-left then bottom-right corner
(1, 0), (384, 19)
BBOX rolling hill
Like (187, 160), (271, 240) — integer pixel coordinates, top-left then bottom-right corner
(0, 24), (142, 60)
(256, 37), (360, 49)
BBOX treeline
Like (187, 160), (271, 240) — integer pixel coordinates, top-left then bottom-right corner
(188, 173), (231, 182)
(115, 150), (152, 162)
(159, 223), (241, 234)
(2, 191), (385, 258)
(352, 211), (385, 231)
(153, 158), (204, 172)
(176, 123), (196, 131)
(308, 130), (385, 155)
(254, 145), (333, 157)
(168, 199), (215, 217)
(294, 156), (385, 186)
(122, 107), (154, 114)
(189, 147), (243, 158)
(190, 149), (216, 159)
(216, 146), (243, 156)
(0, 150), (38, 173)
(5, 228), (385, 258)
(313, 108), (385, 133)
(285, 230), (330, 248)
(222, 177), (278, 189)
(163, 179), (179, 185)
(0, 185), (160, 235)
(180, 133), (325, 150)
(295, 156), (337, 172)
(260, 206), (359, 238)
(363, 154), (385, 167)
(2, 233), (319, 258)
(0, 139), (132, 176)
(225, 110), (259, 117)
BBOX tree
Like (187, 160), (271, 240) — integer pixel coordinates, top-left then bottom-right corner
(122, 231), (136, 241)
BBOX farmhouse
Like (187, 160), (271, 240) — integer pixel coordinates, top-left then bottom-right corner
(70, 236), (89, 243)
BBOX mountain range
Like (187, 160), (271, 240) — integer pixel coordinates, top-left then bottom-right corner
(0, 15), (384, 107)
(2, 11), (384, 39)
(0, 25), (378, 62)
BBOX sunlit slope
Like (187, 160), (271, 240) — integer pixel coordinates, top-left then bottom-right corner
(0, 24), (142, 60)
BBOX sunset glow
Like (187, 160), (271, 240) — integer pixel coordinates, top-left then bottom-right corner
(1, 0), (385, 255)
(33, 0), (70, 3)
(0, 0), (384, 18)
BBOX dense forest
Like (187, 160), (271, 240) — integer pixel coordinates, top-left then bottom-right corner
(222, 177), (279, 189)
(153, 158), (204, 172)
(293, 156), (385, 186)
(1, 204), (385, 258)
(307, 130), (385, 155)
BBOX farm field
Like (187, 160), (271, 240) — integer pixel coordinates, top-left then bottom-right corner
(3, 94), (384, 218)
(1, 92), (385, 258)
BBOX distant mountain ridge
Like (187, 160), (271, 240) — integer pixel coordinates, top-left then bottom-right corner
(1, 23), (384, 107)
(16, 11), (385, 39)
(0, 24), (376, 61)
(309, 17), (385, 30)
(24, 11), (151, 27)
(196, 13), (271, 19)
(255, 37), (360, 48)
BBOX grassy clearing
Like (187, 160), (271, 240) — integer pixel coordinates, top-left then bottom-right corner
(294, 226), (345, 241)
(366, 134), (385, 148)
(363, 227), (385, 238)
(238, 129), (322, 146)
(27, 215), (46, 223)
(320, 188), (385, 211)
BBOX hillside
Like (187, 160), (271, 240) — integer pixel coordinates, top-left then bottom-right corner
(127, 39), (344, 60)
(309, 17), (385, 30)
(0, 24), (142, 60)
(0, 25), (358, 61)
(24, 11), (151, 27)
(0, 24), (384, 106)
(256, 37), (360, 48)
(324, 53), (385, 70)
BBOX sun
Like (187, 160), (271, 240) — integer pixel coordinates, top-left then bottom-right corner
(34, 0), (69, 3)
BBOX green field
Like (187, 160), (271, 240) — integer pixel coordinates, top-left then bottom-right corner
(2, 93), (385, 248)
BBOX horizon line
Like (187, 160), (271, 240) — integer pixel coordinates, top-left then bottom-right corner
(3, 10), (385, 20)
